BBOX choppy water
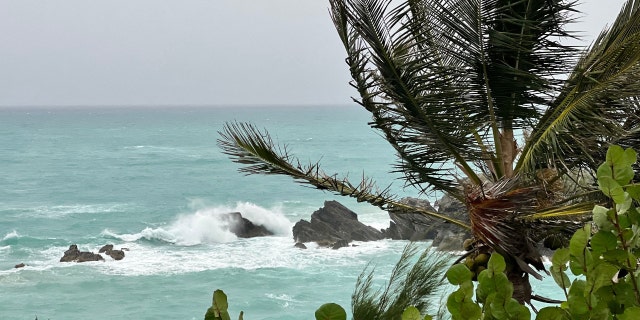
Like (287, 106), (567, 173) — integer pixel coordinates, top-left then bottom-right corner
(0, 106), (559, 319)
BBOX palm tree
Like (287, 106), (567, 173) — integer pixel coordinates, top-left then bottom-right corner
(218, 0), (640, 307)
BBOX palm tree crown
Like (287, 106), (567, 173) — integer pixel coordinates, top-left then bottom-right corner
(218, 0), (640, 305)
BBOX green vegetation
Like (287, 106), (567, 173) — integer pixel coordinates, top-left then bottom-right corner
(219, 0), (640, 305)
(216, 0), (640, 318)
(204, 289), (243, 320)
(206, 145), (640, 320)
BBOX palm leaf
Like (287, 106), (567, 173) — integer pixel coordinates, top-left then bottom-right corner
(217, 121), (471, 230)
(518, 0), (640, 175)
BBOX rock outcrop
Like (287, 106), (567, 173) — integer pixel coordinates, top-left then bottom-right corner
(98, 244), (126, 260)
(431, 195), (471, 251)
(98, 244), (113, 253)
(59, 245), (104, 263)
(107, 249), (125, 261)
(292, 200), (385, 246)
(224, 212), (274, 238)
(384, 198), (440, 241)
(381, 196), (471, 250)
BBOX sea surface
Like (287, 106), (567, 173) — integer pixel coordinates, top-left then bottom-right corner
(0, 105), (559, 319)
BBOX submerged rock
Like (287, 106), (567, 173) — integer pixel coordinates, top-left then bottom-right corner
(294, 242), (307, 249)
(14, 263), (25, 269)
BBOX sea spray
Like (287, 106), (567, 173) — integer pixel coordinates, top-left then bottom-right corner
(102, 202), (292, 246)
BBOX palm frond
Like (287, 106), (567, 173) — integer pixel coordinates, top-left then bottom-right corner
(352, 244), (450, 320)
(518, 0), (640, 174)
(218, 121), (470, 230)
(331, 0), (487, 196)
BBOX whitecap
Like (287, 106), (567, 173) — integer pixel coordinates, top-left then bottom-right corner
(2, 230), (19, 241)
(7, 203), (130, 219)
(102, 228), (178, 244)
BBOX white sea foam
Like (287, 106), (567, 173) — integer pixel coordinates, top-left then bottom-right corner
(22, 238), (407, 277)
(8, 203), (130, 219)
(102, 227), (179, 244)
(102, 202), (292, 246)
(2, 230), (19, 241)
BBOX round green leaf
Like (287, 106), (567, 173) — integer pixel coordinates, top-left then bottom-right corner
(619, 306), (640, 320)
(315, 303), (347, 320)
(591, 231), (617, 256)
(535, 307), (568, 320)
(446, 264), (473, 285)
(401, 306), (422, 320)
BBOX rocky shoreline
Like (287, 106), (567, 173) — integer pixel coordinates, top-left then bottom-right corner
(46, 197), (469, 265)
(292, 198), (470, 251)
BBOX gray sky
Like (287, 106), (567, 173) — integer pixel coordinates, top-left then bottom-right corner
(0, 0), (629, 107)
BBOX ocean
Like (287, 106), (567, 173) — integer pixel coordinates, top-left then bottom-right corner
(0, 106), (559, 319)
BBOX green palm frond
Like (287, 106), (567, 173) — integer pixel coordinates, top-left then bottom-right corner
(331, 0), (581, 197)
(217, 121), (470, 230)
(518, 0), (640, 174)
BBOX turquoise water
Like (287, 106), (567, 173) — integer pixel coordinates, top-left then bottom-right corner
(0, 106), (559, 319)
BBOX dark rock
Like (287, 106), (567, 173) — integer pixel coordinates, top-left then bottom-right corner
(60, 244), (104, 263)
(331, 239), (350, 250)
(294, 242), (307, 249)
(107, 249), (125, 260)
(77, 251), (104, 262)
(98, 244), (114, 254)
(60, 245), (81, 262)
(384, 198), (440, 240)
(224, 212), (274, 238)
(433, 230), (467, 251)
(428, 195), (472, 250)
(14, 263), (25, 268)
(292, 201), (385, 244)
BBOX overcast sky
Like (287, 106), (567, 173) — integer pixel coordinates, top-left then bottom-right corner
(0, 0), (629, 107)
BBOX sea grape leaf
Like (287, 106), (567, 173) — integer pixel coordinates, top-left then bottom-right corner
(617, 195), (633, 215)
(446, 264), (473, 285)
(598, 176), (626, 203)
(447, 281), (480, 320)
(487, 252), (506, 273)
(401, 306), (422, 320)
(569, 226), (591, 275)
(627, 184), (640, 202)
(619, 306), (640, 320)
(535, 307), (568, 320)
(587, 262), (617, 295)
(212, 290), (231, 320)
(504, 299), (531, 320)
(593, 205), (614, 231)
(551, 248), (570, 289)
(602, 248), (629, 265)
(567, 280), (589, 315)
(590, 231), (617, 257)
(315, 303), (347, 320)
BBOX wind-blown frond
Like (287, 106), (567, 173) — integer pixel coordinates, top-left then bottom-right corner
(331, 0), (581, 197)
(331, 0), (487, 196)
(352, 244), (449, 320)
(218, 122), (470, 230)
(518, 0), (640, 174)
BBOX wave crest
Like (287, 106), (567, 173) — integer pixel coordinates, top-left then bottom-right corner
(103, 202), (292, 246)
